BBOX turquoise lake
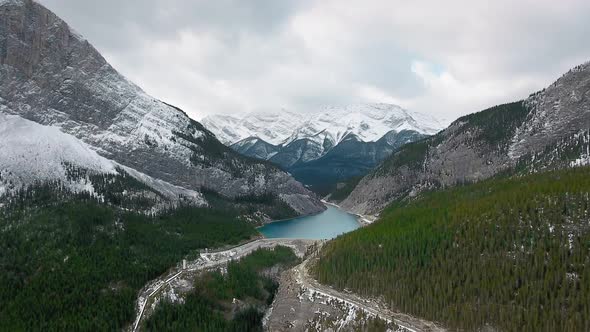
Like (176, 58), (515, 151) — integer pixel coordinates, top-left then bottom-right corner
(258, 205), (361, 240)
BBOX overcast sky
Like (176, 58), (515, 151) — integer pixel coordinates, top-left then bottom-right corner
(40, 0), (590, 122)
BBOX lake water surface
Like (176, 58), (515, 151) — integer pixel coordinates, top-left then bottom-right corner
(258, 205), (361, 240)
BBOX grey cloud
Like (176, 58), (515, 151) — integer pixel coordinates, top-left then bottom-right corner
(37, 0), (590, 121)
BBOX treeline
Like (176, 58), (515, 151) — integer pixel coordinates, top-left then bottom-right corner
(326, 176), (363, 203)
(144, 246), (299, 331)
(2, 167), (170, 215)
(313, 166), (590, 331)
(201, 189), (298, 224)
(0, 193), (257, 331)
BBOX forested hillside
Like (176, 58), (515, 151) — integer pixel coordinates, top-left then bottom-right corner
(0, 187), (258, 331)
(314, 166), (590, 331)
(144, 246), (299, 331)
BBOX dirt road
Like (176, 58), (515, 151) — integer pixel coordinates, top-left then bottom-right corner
(129, 238), (316, 332)
(293, 255), (446, 332)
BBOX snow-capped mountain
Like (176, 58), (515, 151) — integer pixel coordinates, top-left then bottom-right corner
(282, 104), (443, 146)
(203, 103), (444, 147)
(224, 104), (441, 193)
(0, 0), (324, 216)
(202, 109), (304, 145)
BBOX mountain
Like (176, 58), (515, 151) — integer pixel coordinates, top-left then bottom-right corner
(215, 104), (443, 192)
(0, 0), (324, 217)
(341, 62), (590, 216)
(201, 109), (303, 145)
(287, 130), (427, 192)
(230, 136), (281, 160)
(204, 103), (443, 147)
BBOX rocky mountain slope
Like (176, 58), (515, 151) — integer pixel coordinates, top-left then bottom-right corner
(0, 113), (206, 211)
(342, 62), (590, 215)
(0, 0), (324, 216)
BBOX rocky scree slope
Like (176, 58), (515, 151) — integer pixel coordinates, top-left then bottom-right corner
(0, 0), (324, 215)
(342, 62), (590, 215)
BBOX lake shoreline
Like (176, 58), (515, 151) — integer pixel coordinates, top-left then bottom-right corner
(320, 200), (377, 227)
(256, 208), (327, 229)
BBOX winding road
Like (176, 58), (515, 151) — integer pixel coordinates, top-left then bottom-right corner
(129, 238), (313, 331)
(294, 255), (446, 332)
(130, 237), (444, 332)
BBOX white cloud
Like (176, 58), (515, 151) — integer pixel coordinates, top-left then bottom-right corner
(40, 0), (590, 122)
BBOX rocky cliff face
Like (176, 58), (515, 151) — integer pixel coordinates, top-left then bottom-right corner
(510, 62), (590, 159)
(342, 62), (590, 215)
(0, 0), (324, 215)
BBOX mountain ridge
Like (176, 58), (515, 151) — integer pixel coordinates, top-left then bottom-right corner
(341, 61), (590, 215)
(203, 103), (444, 147)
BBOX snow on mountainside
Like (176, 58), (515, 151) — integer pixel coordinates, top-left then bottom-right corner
(0, 0), (325, 215)
(203, 103), (444, 146)
(283, 104), (443, 146)
(0, 113), (116, 196)
(0, 113), (205, 205)
(202, 110), (303, 145)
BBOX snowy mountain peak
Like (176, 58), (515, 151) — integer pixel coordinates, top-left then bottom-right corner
(202, 103), (444, 146)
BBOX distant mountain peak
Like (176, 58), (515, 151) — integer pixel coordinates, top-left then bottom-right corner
(202, 103), (444, 147)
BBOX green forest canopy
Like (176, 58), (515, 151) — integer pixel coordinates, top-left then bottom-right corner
(314, 166), (590, 331)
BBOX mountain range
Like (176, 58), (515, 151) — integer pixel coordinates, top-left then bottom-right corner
(0, 0), (324, 219)
(203, 104), (444, 192)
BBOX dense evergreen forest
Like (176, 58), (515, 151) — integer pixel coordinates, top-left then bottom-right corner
(144, 246), (299, 331)
(314, 166), (590, 331)
(326, 176), (363, 203)
(0, 186), (258, 331)
(201, 189), (299, 224)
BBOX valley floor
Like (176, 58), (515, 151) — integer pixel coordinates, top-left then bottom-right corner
(129, 238), (315, 331)
(130, 236), (444, 332)
(266, 244), (446, 332)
